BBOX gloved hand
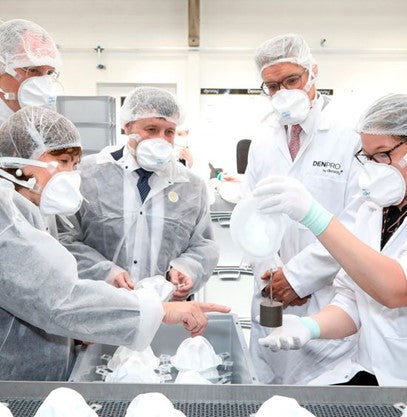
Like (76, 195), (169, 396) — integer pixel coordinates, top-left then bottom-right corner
(253, 176), (333, 236)
(258, 314), (320, 352)
(253, 176), (313, 221)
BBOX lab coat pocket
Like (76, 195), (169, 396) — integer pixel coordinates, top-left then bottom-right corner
(379, 336), (407, 380)
(382, 307), (407, 338)
(302, 174), (347, 214)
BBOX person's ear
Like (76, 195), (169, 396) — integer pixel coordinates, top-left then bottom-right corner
(123, 123), (132, 135)
(312, 64), (319, 78)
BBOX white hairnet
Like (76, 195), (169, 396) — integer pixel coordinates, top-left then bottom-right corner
(356, 94), (407, 136)
(0, 19), (61, 75)
(255, 33), (316, 73)
(120, 87), (182, 128)
(0, 106), (81, 160)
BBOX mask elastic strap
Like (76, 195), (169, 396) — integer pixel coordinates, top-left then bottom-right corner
(0, 87), (16, 101)
(0, 167), (37, 190)
(127, 134), (142, 157)
(303, 64), (317, 93)
(398, 154), (407, 169)
(0, 67), (23, 101)
(0, 158), (58, 191)
(5, 66), (23, 82)
(0, 157), (58, 170)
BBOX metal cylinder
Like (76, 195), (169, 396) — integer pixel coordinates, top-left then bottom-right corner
(260, 299), (283, 327)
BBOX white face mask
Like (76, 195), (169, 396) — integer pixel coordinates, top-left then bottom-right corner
(18, 75), (57, 109)
(270, 89), (311, 125)
(358, 161), (406, 207)
(39, 171), (83, 215)
(135, 138), (174, 172)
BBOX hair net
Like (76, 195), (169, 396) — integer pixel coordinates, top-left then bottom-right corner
(356, 94), (407, 137)
(0, 106), (81, 160)
(120, 86), (182, 128)
(0, 19), (62, 75)
(255, 33), (316, 73)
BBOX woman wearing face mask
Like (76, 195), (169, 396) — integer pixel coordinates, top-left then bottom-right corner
(252, 94), (407, 386)
(0, 19), (60, 124)
(0, 106), (229, 381)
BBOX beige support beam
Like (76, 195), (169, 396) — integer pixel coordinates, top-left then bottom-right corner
(188, 0), (200, 47)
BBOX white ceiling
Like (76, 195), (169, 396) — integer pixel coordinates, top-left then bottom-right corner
(1, 0), (406, 50)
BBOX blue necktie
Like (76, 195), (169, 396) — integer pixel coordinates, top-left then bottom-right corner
(136, 168), (153, 203)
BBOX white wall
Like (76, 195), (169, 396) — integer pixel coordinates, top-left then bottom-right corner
(2, 0), (407, 172)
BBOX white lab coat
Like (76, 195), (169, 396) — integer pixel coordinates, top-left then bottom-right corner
(58, 145), (218, 292)
(0, 179), (164, 380)
(244, 96), (362, 384)
(310, 201), (407, 386)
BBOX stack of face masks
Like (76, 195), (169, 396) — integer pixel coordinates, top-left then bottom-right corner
(174, 369), (213, 384)
(104, 345), (161, 383)
(171, 336), (222, 380)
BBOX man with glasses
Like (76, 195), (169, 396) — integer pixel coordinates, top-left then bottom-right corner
(0, 19), (61, 123)
(243, 33), (362, 384)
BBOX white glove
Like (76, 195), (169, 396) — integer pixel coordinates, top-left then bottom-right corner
(258, 315), (320, 352)
(253, 176), (333, 236)
(253, 176), (312, 221)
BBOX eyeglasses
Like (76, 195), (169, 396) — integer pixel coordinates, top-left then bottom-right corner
(261, 69), (308, 96)
(354, 141), (407, 165)
(20, 66), (60, 80)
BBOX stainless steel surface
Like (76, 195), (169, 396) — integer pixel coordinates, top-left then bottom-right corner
(0, 382), (405, 417)
(56, 96), (116, 124)
(69, 313), (258, 384)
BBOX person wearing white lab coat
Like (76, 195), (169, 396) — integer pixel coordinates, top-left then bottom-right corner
(255, 93), (407, 386)
(58, 87), (218, 300)
(0, 19), (60, 124)
(0, 106), (230, 381)
(244, 34), (362, 384)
